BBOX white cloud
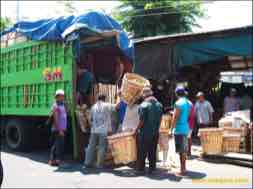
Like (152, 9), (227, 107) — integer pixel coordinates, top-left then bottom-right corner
(193, 1), (252, 32)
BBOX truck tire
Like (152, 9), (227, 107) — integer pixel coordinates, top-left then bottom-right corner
(5, 120), (32, 152)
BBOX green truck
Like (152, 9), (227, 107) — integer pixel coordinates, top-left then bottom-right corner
(0, 15), (133, 160)
(0, 40), (77, 153)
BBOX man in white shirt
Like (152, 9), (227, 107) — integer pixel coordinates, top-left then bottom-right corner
(194, 92), (214, 137)
(84, 94), (115, 169)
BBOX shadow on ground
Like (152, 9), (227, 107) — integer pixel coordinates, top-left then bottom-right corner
(2, 139), (206, 182)
(54, 163), (206, 182)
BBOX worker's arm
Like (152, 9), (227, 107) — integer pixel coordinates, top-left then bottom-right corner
(134, 105), (145, 134)
(171, 107), (180, 129)
(115, 101), (121, 111)
(53, 108), (59, 131)
(53, 107), (64, 136)
(137, 120), (144, 130)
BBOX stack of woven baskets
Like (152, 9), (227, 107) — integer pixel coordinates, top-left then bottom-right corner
(199, 127), (243, 155)
(199, 128), (224, 155)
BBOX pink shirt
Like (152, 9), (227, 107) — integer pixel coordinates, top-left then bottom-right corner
(52, 103), (67, 131)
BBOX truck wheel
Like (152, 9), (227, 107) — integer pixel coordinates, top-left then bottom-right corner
(5, 120), (32, 152)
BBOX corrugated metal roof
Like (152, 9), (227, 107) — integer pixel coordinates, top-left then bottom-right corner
(134, 25), (253, 45)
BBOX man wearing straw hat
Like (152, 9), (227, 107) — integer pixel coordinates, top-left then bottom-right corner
(136, 87), (163, 174)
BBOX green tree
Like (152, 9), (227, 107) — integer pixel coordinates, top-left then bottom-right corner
(56, 0), (77, 15)
(0, 17), (12, 32)
(112, 0), (207, 38)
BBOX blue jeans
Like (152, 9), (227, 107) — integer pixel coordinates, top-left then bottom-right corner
(85, 133), (107, 168)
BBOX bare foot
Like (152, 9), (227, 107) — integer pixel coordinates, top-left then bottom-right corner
(175, 170), (186, 176)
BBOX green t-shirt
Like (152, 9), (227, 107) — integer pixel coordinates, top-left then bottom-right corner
(138, 98), (163, 139)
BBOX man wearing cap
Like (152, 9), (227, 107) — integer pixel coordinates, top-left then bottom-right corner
(194, 92), (214, 137)
(136, 87), (163, 174)
(224, 88), (240, 115)
(171, 86), (192, 176)
(49, 89), (67, 166)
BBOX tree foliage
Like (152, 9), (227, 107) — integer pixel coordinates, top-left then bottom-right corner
(0, 17), (12, 32)
(112, 0), (206, 38)
(56, 0), (77, 15)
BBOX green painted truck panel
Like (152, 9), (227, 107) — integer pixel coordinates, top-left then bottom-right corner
(1, 40), (79, 159)
(0, 41), (74, 116)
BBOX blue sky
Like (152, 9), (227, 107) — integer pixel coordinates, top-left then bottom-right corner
(1, 1), (252, 32)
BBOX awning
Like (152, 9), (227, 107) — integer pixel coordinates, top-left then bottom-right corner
(174, 32), (253, 68)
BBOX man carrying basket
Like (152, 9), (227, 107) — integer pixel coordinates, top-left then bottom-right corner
(136, 87), (163, 174)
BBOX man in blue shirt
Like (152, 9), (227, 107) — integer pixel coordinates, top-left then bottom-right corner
(171, 86), (191, 176)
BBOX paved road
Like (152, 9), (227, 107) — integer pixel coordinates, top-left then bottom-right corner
(1, 146), (252, 188)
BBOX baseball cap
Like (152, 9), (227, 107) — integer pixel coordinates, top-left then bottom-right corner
(175, 86), (185, 94)
(55, 89), (65, 96)
(196, 91), (204, 97)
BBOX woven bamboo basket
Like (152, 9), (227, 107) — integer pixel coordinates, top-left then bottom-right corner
(121, 73), (150, 106)
(222, 134), (241, 153)
(159, 114), (172, 134)
(199, 128), (223, 155)
(104, 147), (114, 166)
(107, 132), (137, 165)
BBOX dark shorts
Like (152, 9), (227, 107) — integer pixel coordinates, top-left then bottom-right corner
(174, 134), (188, 153)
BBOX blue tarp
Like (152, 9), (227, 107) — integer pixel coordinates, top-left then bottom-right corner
(174, 32), (253, 67)
(0, 11), (134, 61)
